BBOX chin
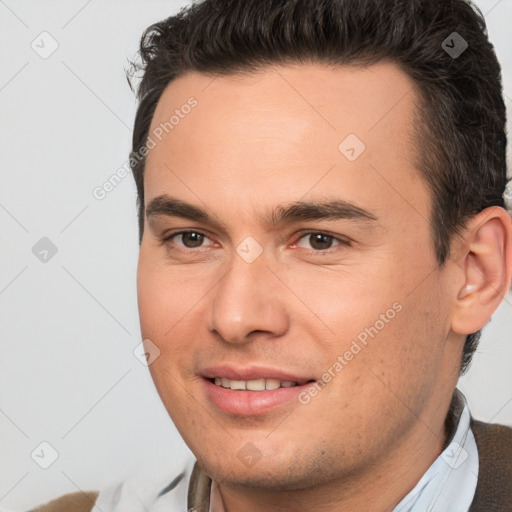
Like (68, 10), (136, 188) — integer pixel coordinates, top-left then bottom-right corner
(195, 448), (333, 492)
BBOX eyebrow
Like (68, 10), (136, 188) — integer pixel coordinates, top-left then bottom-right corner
(145, 194), (378, 230)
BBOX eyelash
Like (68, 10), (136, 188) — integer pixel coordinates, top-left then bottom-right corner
(160, 229), (349, 253)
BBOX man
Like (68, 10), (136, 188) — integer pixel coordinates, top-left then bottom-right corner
(31, 0), (512, 510)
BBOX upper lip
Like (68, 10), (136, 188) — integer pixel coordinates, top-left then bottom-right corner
(200, 364), (314, 384)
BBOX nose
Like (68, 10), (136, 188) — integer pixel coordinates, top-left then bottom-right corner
(206, 252), (289, 345)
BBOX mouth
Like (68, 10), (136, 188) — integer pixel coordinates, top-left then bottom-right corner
(209, 377), (313, 391)
(200, 366), (317, 416)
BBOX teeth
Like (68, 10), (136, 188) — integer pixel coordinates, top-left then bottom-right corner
(213, 377), (299, 391)
(246, 379), (266, 391)
(230, 380), (246, 390)
(265, 378), (280, 390)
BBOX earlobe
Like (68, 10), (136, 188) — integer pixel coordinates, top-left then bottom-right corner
(451, 206), (512, 335)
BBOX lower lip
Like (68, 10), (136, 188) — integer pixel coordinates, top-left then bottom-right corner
(202, 378), (312, 416)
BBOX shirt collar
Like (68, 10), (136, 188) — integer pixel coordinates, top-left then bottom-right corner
(392, 387), (478, 512)
(209, 479), (227, 512)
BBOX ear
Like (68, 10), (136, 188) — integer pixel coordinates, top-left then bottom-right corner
(451, 206), (512, 335)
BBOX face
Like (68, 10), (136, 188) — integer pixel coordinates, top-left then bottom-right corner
(137, 62), (462, 491)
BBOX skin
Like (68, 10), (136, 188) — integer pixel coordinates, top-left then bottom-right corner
(136, 62), (512, 511)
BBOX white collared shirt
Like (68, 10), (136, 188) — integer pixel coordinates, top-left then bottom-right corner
(392, 389), (478, 512)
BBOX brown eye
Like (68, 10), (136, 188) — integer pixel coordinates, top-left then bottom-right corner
(179, 231), (205, 248)
(294, 232), (346, 252)
(161, 229), (220, 252)
(308, 233), (335, 250)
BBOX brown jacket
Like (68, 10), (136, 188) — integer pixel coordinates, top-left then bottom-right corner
(29, 419), (512, 512)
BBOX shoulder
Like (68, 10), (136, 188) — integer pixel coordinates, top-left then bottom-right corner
(27, 458), (196, 512)
(470, 419), (512, 511)
(28, 491), (99, 512)
(472, 419), (512, 463)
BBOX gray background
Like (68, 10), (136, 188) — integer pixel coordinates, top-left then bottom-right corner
(0, 1), (511, 510)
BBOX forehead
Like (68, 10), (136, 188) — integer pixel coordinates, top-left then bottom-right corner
(144, 61), (430, 226)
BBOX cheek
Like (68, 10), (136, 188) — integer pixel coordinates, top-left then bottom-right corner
(284, 263), (401, 347)
(352, 278), (449, 397)
(137, 250), (205, 340)
(136, 256), (196, 397)
(136, 249), (228, 401)
(296, 261), (446, 389)
(137, 260), (198, 418)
